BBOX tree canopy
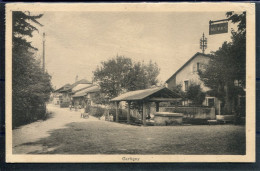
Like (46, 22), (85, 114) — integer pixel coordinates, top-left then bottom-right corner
(199, 12), (246, 114)
(93, 56), (160, 99)
(12, 11), (52, 127)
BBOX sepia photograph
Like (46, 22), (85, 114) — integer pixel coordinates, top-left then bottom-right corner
(5, 3), (255, 163)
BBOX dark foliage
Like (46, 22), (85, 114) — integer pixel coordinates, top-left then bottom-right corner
(185, 83), (206, 106)
(12, 11), (52, 128)
(199, 12), (246, 115)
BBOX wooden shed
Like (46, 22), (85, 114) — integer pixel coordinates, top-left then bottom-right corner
(111, 86), (181, 126)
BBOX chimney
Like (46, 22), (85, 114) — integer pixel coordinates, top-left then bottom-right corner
(75, 75), (78, 83)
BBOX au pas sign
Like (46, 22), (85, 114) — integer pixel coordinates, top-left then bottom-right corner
(209, 22), (228, 35)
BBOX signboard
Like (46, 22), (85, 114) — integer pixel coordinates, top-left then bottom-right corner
(209, 22), (228, 35)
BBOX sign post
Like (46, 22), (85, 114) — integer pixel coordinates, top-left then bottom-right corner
(209, 19), (229, 35)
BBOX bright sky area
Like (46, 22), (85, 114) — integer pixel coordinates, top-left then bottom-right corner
(30, 11), (238, 89)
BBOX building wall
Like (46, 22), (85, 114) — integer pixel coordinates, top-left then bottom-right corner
(167, 54), (210, 92)
(61, 92), (71, 103)
(166, 54), (223, 114)
(167, 77), (176, 91)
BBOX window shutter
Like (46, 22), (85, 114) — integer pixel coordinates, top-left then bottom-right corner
(192, 63), (196, 73)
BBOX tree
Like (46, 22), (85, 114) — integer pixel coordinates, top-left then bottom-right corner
(12, 11), (52, 127)
(185, 82), (206, 106)
(169, 83), (205, 106)
(126, 60), (160, 91)
(199, 11), (246, 114)
(93, 56), (160, 99)
(93, 56), (132, 98)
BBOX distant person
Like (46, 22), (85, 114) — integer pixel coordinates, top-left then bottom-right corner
(81, 105), (89, 119)
(69, 101), (73, 111)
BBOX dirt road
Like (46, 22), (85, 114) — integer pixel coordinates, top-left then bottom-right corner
(12, 104), (97, 154)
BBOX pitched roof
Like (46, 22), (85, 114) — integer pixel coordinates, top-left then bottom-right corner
(72, 85), (100, 98)
(55, 79), (92, 93)
(165, 52), (210, 83)
(55, 84), (71, 92)
(71, 79), (92, 88)
(111, 86), (180, 101)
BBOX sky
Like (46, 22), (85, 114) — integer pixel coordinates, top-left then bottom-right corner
(29, 11), (237, 89)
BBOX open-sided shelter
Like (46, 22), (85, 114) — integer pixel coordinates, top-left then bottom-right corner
(111, 86), (181, 125)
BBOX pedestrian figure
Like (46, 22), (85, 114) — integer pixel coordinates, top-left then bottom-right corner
(69, 101), (73, 111)
(80, 105), (84, 117)
(81, 105), (89, 119)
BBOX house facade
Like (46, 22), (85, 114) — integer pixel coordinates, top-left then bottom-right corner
(166, 52), (222, 114)
(72, 85), (100, 107)
(54, 79), (92, 107)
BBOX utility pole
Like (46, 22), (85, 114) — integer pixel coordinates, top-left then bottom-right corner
(42, 32), (46, 72)
(200, 32), (207, 54)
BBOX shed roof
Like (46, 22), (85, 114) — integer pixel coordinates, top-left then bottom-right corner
(72, 85), (100, 98)
(111, 86), (180, 102)
(165, 52), (210, 83)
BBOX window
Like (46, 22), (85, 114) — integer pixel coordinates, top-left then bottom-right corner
(184, 80), (189, 91)
(207, 98), (215, 107)
(197, 62), (200, 71)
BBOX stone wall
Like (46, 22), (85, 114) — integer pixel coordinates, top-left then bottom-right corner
(160, 106), (215, 120)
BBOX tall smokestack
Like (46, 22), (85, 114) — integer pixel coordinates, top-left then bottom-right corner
(42, 32), (46, 72)
(75, 75), (78, 83)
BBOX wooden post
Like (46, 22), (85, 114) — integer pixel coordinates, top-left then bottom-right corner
(142, 101), (146, 126)
(147, 103), (151, 119)
(127, 101), (130, 124)
(155, 102), (160, 112)
(115, 101), (119, 122)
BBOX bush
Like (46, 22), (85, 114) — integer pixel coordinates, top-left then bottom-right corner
(89, 106), (106, 118)
(60, 102), (70, 108)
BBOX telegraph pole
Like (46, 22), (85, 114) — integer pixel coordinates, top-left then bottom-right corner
(42, 32), (46, 72)
(200, 32), (207, 54)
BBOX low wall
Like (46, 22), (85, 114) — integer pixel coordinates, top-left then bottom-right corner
(154, 112), (183, 126)
(160, 106), (216, 120)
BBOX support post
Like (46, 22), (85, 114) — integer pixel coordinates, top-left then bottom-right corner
(155, 102), (160, 112)
(142, 101), (146, 126)
(115, 102), (119, 122)
(147, 103), (151, 119)
(127, 101), (130, 124)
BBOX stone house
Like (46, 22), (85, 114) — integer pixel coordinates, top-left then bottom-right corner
(165, 52), (222, 114)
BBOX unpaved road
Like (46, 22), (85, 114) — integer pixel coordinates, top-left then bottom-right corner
(12, 104), (245, 155)
(12, 104), (98, 154)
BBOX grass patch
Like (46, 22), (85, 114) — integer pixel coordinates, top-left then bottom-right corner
(20, 121), (246, 155)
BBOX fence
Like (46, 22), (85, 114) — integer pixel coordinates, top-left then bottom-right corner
(160, 106), (216, 120)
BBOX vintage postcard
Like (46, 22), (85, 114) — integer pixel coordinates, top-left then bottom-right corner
(5, 3), (255, 163)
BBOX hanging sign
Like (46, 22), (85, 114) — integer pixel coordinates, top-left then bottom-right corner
(209, 22), (228, 35)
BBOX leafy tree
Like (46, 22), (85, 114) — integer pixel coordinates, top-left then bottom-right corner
(12, 11), (52, 127)
(93, 56), (160, 99)
(93, 56), (132, 98)
(199, 12), (246, 114)
(91, 92), (110, 105)
(185, 82), (206, 106)
(126, 61), (159, 91)
(169, 83), (205, 106)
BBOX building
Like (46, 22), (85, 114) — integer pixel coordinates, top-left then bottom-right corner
(165, 52), (221, 114)
(72, 85), (100, 107)
(54, 83), (72, 105)
(54, 79), (92, 107)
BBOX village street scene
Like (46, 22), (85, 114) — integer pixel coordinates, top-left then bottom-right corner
(12, 9), (246, 155)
